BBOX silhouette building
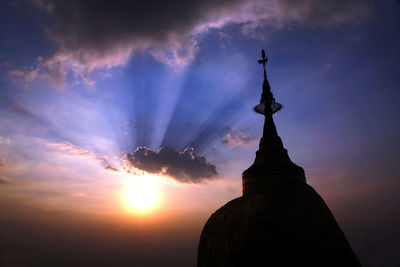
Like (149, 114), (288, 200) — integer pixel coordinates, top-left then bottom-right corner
(197, 50), (361, 267)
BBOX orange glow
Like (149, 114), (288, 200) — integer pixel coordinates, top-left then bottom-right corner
(122, 173), (162, 214)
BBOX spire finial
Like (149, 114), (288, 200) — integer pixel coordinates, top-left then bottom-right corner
(257, 49), (268, 80)
(243, 50), (305, 196)
(254, 49), (282, 115)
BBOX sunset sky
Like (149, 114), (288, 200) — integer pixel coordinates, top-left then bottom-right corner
(1, 0), (400, 266)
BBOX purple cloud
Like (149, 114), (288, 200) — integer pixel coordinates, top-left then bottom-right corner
(47, 141), (113, 168)
(222, 132), (257, 147)
(11, 0), (372, 86)
(0, 137), (11, 145)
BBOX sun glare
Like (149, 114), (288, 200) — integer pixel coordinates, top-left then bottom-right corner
(124, 174), (161, 213)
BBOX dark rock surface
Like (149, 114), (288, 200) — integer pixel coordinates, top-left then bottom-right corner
(198, 183), (361, 267)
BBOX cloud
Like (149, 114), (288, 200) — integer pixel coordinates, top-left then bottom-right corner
(8, 68), (39, 88)
(105, 165), (121, 172)
(0, 137), (11, 145)
(222, 132), (257, 147)
(0, 176), (10, 184)
(272, 0), (373, 27)
(47, 141), (111, 166)
(125, 146), (217, 183)
(13, 0), (372, 85)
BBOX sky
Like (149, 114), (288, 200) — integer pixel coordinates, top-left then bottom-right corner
(0, 0), (399, 266)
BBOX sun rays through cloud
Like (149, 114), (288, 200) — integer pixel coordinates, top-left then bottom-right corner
(1, 0), (400, 265)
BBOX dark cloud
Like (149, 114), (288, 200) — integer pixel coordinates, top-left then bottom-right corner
(273, 0), (372, 27)
(13, 0), (372, 85)
(24, 0), (245, 84)
(104, 165), (120, 172)
(125, 147), (217, 183)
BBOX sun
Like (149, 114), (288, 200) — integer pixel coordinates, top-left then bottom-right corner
(124, 174), (160, 213)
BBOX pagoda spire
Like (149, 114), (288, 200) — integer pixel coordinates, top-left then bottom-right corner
(242, 49), (305, 196)
(198, 49), (361, 267)
(253, 49), (283, 150)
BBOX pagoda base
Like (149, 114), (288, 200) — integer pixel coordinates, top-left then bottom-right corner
(197, 182), (361, 267)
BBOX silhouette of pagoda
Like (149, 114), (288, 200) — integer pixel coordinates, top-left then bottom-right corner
(197, 50), (361, 267)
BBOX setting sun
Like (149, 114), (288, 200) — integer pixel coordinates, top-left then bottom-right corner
(124, 174), (161, 213)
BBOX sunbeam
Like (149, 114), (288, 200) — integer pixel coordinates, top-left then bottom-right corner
(1, 0), (400, 265)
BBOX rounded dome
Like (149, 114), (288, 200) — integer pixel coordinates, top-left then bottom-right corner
(198, 184), (360, 267)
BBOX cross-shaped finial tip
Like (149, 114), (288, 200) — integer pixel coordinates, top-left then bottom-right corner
(257, 49), (268, 80)
(257, 49), (268, 66)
